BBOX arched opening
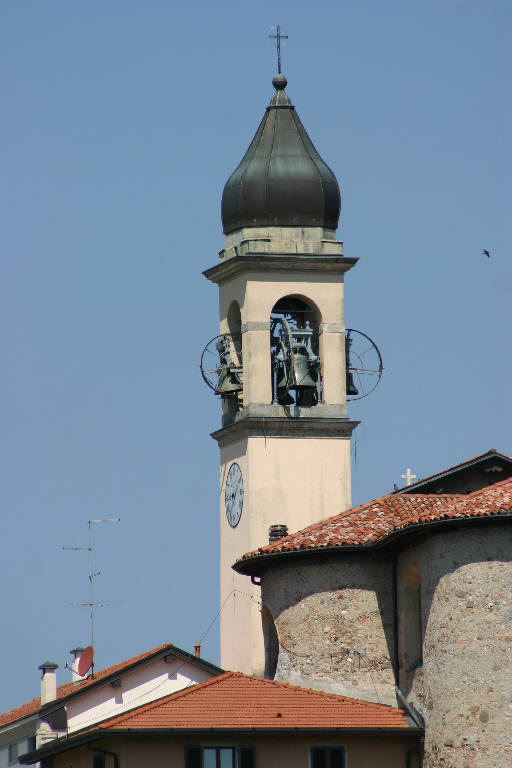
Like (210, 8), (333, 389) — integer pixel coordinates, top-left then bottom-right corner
(214, 301), (243, 426)
(226, 300), (242, 365)
(262, 605), (279, 679)
(400, 566), (423, 672)
(270, 295), (322, 407)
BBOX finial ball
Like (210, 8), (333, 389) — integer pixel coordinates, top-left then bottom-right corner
(272, 73), (287, 90)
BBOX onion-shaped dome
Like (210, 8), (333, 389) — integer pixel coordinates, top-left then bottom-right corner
(221, 74), (341, 235)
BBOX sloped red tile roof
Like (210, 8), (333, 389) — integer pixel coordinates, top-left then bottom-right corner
(90, 672), (410, 730)
(236, 476), (512, 570)
(0, 643), (175, 727)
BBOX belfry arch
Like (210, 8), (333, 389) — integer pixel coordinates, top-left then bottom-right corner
(270, 295), (322, 407)
(226, 300), (242, 364)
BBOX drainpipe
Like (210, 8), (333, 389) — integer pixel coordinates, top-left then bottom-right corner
(87, 743), (119, 768)
(406, 740), (424, 768)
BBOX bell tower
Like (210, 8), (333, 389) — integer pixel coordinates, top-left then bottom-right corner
(203, 73), (358, 675)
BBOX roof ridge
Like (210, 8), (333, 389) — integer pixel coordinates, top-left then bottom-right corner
(55, 642), (175, 691)
(399, 448), (512, 490)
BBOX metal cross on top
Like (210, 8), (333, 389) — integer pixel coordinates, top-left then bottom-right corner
(269, 25), (288, 74)
(401, 468), (417, 486)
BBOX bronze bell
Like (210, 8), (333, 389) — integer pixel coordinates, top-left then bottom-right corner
(216, 368), (243, 395)
(346, 369), (359, 396)
(276, 367), (288, 391)
(291, 351), (317, 391)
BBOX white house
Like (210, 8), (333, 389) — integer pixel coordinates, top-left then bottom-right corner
(0, 642), (221, 768)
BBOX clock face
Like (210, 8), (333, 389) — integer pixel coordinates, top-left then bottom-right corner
(225, 462), (244, 528)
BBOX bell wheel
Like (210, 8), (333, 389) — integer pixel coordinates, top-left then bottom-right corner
(345, 329), (383, 401)
(200, 333), (242, 392)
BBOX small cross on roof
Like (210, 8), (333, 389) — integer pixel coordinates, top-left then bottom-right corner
(401, 468), (417, 486)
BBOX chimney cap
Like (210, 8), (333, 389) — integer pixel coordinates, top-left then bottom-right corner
(70, 647), (86, 655)
(269, 524), (288, 543)
(39, 661), (59, 672)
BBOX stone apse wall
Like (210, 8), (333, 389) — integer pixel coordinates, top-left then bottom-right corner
(260, 523), (512, 767)
(398, 524), (512, 768)
(261, 557), (397, 706)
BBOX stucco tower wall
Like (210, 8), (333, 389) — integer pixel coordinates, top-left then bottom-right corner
(261, 557), (397, 706)
(398, 524), (512, 768)
(220, 434), (352, 676)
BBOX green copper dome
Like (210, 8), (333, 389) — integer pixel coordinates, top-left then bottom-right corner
(221, 75), (341, 235)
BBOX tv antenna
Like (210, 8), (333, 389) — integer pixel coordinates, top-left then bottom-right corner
(63, 518), (120, 666)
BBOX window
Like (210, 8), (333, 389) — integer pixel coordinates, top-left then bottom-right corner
(310, 746), (346, 768)
(8, 743), (18, 763)
(27, 736), (37, 752)
(92, 755), (105, 768)
(185, 746), (255, 768)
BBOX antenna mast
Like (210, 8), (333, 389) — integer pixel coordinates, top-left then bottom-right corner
(63, 518), (120, 656)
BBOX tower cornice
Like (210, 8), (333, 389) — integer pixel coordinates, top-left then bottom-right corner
(211, 415), (359, 447)
(203, 253), (358, 285)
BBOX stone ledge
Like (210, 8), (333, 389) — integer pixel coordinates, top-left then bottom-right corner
(211, 414), (359, 446)
(204, 253), (358, 284)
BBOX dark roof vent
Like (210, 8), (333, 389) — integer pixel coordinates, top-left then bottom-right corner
(269, 524), (288, 543)
(221, 74), (341, 235)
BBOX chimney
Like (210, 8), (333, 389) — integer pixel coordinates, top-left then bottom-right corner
(38, 662), (58, 705)
(70, 647), (85, 683)
(194, 643), (201, 658)
(269, 524), (288, 543)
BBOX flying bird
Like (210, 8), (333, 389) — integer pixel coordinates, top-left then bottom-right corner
(482, 249), (490, 258)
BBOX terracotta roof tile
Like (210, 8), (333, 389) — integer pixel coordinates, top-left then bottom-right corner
(237, 476), (512, 565)
(91, 672), (410, 730)
(0, 643), (174, 727)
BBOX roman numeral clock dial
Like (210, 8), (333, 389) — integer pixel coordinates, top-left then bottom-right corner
(225, 462), (244, 528)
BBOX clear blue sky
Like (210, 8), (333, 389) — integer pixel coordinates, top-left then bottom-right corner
(1, 0), (510, 710)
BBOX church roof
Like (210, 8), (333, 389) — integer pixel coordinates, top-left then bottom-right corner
(234, 475), (512, 575)
(0, 642), (221, 728)
(221, 74), (341, 234)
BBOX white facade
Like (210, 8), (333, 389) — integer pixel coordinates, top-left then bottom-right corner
(0, 646), (219, 768)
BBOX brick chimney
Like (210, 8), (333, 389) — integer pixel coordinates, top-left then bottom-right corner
(194, 643), (201, 658)
(38, 662), (58, 705)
